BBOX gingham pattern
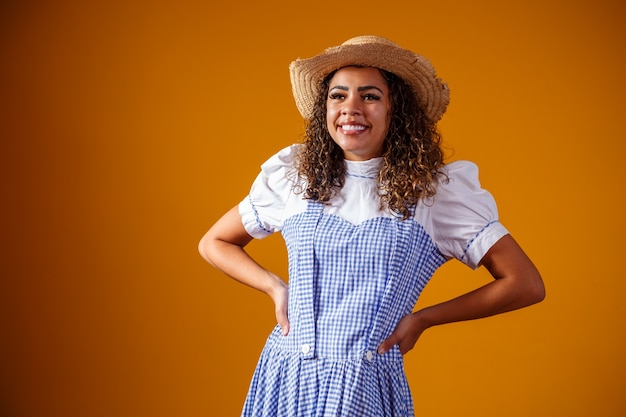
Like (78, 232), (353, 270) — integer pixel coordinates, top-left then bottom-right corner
(238, 146), (509, 416)
(242, 202), (446, 417)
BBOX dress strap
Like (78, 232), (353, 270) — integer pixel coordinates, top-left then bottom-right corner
(295, 201), (323, 360)
(365, 211), (413, 353)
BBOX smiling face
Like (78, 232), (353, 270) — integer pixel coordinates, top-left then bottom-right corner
(326, 66), (391, 161)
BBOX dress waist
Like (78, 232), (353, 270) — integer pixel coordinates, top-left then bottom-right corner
(265, 325), (404, 364)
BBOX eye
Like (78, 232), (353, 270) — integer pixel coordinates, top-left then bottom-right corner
(363, 93), (381, 101)
(329, 92), (345, 100)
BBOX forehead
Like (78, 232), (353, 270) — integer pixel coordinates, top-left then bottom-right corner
(328, 66), (388, 87)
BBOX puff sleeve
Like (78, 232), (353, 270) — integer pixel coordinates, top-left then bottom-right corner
(238, 145), (300, 239)
(431, 161), (509, 269)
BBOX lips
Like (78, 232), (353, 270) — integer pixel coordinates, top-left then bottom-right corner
(339, 124), (367, 133)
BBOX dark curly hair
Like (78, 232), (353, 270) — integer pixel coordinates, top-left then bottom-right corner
(295, 67), (445, 219)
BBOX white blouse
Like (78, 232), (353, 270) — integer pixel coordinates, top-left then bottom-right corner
(239, 144), (509, 269)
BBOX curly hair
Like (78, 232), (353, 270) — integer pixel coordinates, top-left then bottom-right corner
(295, 67), (445, 219)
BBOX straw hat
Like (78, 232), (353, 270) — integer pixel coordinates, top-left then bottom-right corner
(289, 35), (450, 122)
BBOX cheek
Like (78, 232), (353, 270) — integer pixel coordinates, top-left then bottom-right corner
(326, 108), (337, 134)
(380, 107), (391, 132)
(374, 110), (390, 132)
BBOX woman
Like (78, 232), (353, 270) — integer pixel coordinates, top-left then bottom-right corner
(199, 35), (545, 417)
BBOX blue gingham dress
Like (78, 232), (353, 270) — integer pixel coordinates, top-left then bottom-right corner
(238, 145), (508, 417)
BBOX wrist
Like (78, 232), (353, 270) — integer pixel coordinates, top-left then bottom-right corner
(264, 272), (287, 300)
(412, 309), (434, 331)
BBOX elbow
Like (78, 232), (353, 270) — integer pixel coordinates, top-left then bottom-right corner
(525, 270), (546, 306)
(534, 278), (546, 304)
(197, 233), (217, 268)
(528, 283), (546, 306)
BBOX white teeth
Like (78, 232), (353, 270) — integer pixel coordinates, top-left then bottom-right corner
(341, 125), (366, 131)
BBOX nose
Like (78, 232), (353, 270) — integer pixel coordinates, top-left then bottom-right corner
(341, 95), (362, 115)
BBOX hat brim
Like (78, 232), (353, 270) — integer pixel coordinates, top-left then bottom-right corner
(289, 37), (450, 123)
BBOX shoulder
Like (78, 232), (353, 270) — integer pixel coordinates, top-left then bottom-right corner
(425, 160), (508, 268)
(434, 160), (490, 202)
(253, 144), (303, 191)
(239, 144), (304, 238)
(433, 159), (494, 204)
(252, 143), (304, 191)
(440, 160), (481, 186)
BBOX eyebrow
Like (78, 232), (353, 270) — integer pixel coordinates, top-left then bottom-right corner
(329, 85), (385, 94)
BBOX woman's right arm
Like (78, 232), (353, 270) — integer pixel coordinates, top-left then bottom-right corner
(198, 205), (289, 335)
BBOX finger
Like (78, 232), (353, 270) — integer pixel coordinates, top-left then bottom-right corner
(377, 334), (397, 354)
(276, 310), (290, 336)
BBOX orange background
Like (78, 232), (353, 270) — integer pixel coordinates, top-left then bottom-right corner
(1, 0), (624, 416)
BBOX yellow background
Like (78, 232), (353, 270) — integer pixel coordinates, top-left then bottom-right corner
(1, 0), (624, 416)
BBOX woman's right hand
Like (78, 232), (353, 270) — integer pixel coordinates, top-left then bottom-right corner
(267, 272), (289, 336)
(198, 205), (290, 335)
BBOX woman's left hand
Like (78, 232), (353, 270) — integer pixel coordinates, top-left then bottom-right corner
(377, 312), (428, 355)
(378, 234), (545, 356)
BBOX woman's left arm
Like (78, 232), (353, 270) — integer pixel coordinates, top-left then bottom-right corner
(378, 234), (545, 355)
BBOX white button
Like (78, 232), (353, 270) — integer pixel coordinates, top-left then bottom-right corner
(301, 344), (311, 354)
(365, 350), (374, 361)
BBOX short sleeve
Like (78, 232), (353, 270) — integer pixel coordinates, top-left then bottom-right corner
(238, 145), (300, 239)
(431, 161), (509, 269)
